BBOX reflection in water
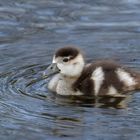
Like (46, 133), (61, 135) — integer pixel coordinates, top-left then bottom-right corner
(0, 0), (140, 139)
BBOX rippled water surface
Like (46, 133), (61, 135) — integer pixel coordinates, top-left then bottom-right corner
(0, 0), (140, 140)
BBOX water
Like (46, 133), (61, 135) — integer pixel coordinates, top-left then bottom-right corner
(0, 0), (140, 139)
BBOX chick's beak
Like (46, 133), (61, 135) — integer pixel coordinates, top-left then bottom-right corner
(44, 63), (60, 77)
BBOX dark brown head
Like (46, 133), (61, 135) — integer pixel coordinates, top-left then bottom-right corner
(52, 46), (85, 77)
(55, 46), (80, 60)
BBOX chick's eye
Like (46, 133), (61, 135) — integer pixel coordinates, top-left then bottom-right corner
(63, 58), (69, 62)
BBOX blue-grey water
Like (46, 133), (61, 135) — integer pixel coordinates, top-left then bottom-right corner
(0, 0), (140, 140)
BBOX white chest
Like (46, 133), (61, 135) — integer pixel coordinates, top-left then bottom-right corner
(56, 77), (83, 96)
